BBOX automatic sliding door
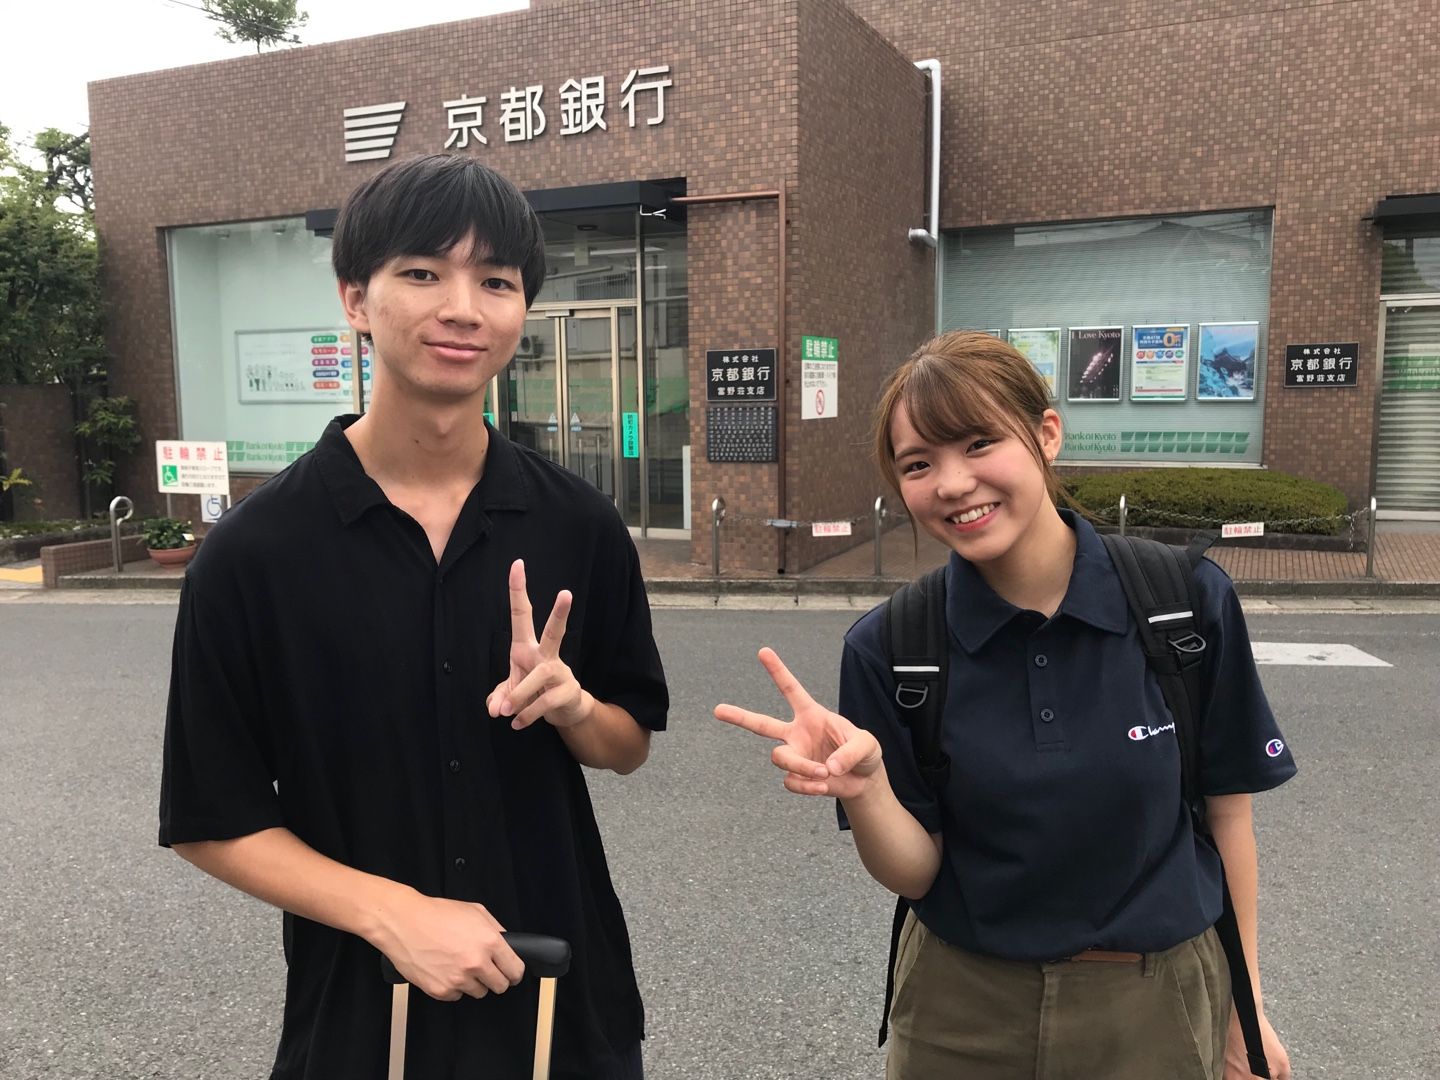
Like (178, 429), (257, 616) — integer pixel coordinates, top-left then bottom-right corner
(507, 317), (562, 467)
(562, 313), (616, 498)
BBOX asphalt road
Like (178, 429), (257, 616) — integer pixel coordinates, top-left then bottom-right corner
(1, 599), (1436, 1079)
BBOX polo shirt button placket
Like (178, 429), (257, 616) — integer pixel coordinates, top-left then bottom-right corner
(1040, 708), (1056, 723)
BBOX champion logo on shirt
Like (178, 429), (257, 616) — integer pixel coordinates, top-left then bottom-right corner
(1265, 738), (1285, 758)
(1127, 722), (1176, 742)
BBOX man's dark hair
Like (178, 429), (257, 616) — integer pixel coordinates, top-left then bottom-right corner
(331, 154), (547, 305)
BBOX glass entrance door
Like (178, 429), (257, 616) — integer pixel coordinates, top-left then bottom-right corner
(498, 307), (637, 513)
(562, 312), (615, 499)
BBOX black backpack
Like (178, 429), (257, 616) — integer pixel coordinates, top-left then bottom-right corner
(879, 533), (1271, 1079)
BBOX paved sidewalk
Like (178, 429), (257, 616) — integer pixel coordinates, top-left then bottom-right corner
(20, 521), (1440, 597)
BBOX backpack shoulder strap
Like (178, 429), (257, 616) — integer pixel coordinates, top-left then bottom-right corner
(1099, 532), (1271, 1078)
(877, 564), (948, 1047)
(1099, 533), (1208, 818)
(882, 564), (951, 795)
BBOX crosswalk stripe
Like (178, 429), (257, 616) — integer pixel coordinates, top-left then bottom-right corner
(1251, 642), (1391, 667)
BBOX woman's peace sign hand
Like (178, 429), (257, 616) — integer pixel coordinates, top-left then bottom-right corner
(714, 647), (882, 801)
(487, 559), (593, 730)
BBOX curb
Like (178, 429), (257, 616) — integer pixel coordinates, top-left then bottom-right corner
(51, 572), (1440, 600)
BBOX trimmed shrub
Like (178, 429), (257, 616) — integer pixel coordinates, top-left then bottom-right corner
(1061, 469), (1351, 535)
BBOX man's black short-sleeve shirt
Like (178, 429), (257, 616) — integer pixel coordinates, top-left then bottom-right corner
(159, 416), (668, 1080)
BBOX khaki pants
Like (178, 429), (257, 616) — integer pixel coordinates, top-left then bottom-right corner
(886, 913), (1231, 1080)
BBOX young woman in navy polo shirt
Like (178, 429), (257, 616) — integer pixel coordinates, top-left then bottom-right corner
(716, 331), (1295, 1079)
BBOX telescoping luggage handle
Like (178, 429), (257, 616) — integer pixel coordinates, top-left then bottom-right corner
(380, 933), (572, 1080)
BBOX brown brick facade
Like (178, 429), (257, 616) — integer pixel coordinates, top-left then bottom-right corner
(0, 385), (81, 521)
(848, 0), (1440, 506)
(88, 0), (1434, 572)
(89, 0), (930, 572)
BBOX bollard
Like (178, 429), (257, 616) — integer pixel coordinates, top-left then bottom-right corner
(874, 496), (887, 577)
(711, 496), (726, 577)
(1365, 496), (1377, 579)
(109, 495), (134, 572)
(1119, 494), (1127, 537)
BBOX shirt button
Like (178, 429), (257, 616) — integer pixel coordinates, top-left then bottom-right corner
(1040, 708), (1055, 723)
(454, 857), (466, 872)
(442, 659), (454, 674)
(449, 759), (461, 773)
(1035, 654), (1049, 668)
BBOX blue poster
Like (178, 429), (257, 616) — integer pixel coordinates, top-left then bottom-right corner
(1197, 322), (1259, 401)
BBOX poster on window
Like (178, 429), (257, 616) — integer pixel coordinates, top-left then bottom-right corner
(237, 329), (371, 405)
(1008, 328), (1061, 398)
(1066, 327), (1123, 401)
(1197, 322), (1259, 401)
(1130, 324), (1190, 401)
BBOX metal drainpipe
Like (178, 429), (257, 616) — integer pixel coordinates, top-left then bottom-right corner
(907, 59), (942, 249)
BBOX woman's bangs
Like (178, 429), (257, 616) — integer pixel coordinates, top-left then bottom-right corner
(900, 357), (1001, 447)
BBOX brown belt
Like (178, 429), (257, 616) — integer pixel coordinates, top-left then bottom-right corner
(1065, 949), (1143, 963)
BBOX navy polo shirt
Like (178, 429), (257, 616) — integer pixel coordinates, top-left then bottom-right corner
(838, 510), (1295, 962)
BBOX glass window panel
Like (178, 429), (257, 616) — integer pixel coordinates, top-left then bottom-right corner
(942, 211), (1273, 464)
(169, 218), (348, 473)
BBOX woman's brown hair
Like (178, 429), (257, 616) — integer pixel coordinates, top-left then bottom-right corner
(872, 330), (1065, 504)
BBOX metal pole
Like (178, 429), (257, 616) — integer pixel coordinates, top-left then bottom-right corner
(711, 496), (726, 577)
(109, 495), (134, 573)
(1366, 496), (1377, 579)
(1119, 494), (1127, 537)
(874, 496), (886, 577)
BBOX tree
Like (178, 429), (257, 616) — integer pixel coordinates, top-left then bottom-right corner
(0, 124), (106, 387)
(201, 0), (308, 53)
(36, 129), (92, 216)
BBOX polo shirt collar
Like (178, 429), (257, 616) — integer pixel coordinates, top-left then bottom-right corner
(946, 508), (1130, 653)
(314, 414), (530, 527)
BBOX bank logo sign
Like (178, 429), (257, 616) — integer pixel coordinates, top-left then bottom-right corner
(345, 64), (672, 162)
(344, 101), (408, 162)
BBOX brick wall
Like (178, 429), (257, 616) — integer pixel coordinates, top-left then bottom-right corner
(91, 0), (810, 570)
(0, 385), (80, 521)
(844, 0), (1440, 506)
(785, 0), (931, 571)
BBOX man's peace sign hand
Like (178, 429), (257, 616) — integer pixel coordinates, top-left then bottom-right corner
(713, 647), (882, 801)
(487, 559), (593, 730)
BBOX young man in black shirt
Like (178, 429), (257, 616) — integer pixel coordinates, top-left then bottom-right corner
(159, 154), (668, 1079)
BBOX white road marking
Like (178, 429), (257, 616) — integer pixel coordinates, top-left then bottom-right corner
(1250, 642), (1392, 667)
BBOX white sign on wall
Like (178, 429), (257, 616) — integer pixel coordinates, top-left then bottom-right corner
(156, 441), (230, 495)
(801, 335), (839, 420)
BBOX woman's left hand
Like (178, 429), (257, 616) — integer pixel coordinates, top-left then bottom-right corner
(1224, 1007), (1291, 1080)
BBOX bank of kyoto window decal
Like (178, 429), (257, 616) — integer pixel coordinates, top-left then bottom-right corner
(346, 65), (672, 162)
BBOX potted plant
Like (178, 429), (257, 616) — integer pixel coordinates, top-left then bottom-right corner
(142, 517), (197, 567)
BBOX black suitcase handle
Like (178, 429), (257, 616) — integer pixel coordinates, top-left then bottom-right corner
(380, 932), (572, 984)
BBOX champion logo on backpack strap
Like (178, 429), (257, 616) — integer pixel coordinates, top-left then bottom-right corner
(1127, 722), (1177, 742)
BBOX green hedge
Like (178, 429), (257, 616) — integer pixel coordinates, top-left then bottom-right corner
(1061, 469), (1351, 535)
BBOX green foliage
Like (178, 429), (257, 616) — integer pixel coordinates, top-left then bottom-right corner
(141, 517), (194, 550)
(0, 518), (113, 540)
(0, 124), (105, 385)
(1063, 469), (1351, 536)
(73, 395), (142, 488)
(34, 129), (93, 215)
(1, 467), (33, 492)
(202, 0), (308, 52)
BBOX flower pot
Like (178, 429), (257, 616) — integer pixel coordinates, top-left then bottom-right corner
(147, 544), (197, 567)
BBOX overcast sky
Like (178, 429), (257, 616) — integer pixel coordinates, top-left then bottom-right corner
(1, 0), (528, 151)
